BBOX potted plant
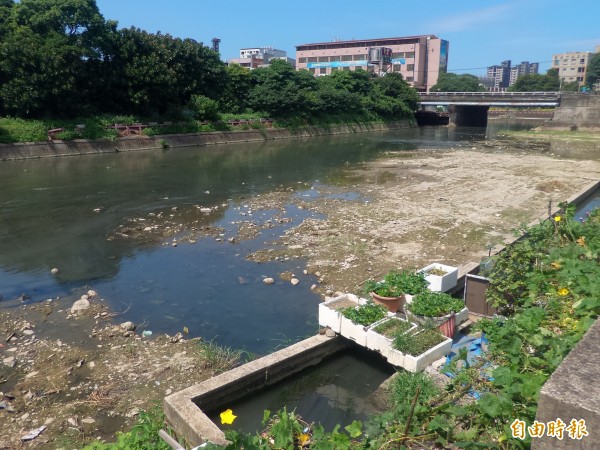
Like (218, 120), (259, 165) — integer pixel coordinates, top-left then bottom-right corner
(364, 270), (429, 313)
(387, 326), (452, 372)
(366, 316), (416, 356)
(340, 300), (389, 346)
(419, 263), (458, 292)
(404, 291), (466, 338)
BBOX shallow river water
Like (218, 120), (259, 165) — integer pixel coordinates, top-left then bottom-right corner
(0, 124), (550, 354)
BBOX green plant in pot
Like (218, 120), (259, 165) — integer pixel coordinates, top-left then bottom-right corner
(341, 301), (388, 327)
(364, 270), (429, 313)
(404, 290), (464, 328)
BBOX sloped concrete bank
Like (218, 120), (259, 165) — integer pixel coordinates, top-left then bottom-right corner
(0, 121), (412, 161)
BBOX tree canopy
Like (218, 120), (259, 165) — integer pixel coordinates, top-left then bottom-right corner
(430, 73), (485, 92)
(508, 68), (560, 92)
(0, 0), (420, 122)
(586, 52), (600, 90)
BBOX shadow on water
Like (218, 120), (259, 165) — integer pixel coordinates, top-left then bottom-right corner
(208, 345), (395, 434)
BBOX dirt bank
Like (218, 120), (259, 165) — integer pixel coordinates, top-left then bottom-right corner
(2, 138), (600, 448)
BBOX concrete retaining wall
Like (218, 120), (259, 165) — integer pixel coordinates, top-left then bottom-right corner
(545, 93), (600, 131)
(164, 334), (350, 447)
(533, 318), (600, 449)
(0, 121), (412, 161)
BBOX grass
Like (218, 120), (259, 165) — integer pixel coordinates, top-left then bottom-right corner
(373, 317), (413, 337)
(197, 338), (245, 374)
(502, 129), (600, 142)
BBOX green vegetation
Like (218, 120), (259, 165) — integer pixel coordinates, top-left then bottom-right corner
(197, 338), (245, 374)
(508, 68), (560, 92)
(82, 406), (172, 450)
(364, 270), (429, 298)
(392, 326), (447, 356)
(586, 52), (600, 90)
(430, 73), (486, 92)
(408, 291), (464, 317)
(341, 300), (388, 326)
(0, 1), (419, 142)
(373, 317), (413, 337)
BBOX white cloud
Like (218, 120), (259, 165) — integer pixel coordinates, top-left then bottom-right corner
(426, 3), (517, 33)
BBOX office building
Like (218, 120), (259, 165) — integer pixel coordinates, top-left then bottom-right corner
(295, 35), (449, 92)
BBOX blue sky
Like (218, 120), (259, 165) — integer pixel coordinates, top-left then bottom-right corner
(96, 0), (599, 75)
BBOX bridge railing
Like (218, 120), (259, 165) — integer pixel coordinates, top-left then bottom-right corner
(419, 92), (560, 97)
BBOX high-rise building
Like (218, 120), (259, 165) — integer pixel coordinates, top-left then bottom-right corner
(486, 60), (511, 90)
(552, 51), (593, 87)
(509, 61), (539, 86)
(295, 35), (449, 92)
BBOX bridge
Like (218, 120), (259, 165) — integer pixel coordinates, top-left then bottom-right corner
(417, 92), (561, 127)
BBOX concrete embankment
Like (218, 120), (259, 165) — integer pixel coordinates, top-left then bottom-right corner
(0, 121), (412, 161)
(544, 92), (600, 131)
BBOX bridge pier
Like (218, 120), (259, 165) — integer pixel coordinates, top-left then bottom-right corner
(448, 105), (489, 127)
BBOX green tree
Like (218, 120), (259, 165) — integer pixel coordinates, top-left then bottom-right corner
(430, 73), (485, 92)
(586, 52), (600, 90)
(219, 63), (255, 114)
(248, 60), (318, 118)
(508, 68), (560, 92)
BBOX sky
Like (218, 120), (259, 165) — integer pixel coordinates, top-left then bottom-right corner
(95, 0), (600, 76)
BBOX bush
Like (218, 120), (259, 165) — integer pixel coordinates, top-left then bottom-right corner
(188, 94), (220, 121)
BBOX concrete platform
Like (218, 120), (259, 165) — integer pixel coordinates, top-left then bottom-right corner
(163, 334), (349, 447)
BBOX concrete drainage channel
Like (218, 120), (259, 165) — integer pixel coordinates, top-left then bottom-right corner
(164, 334), (351, 447)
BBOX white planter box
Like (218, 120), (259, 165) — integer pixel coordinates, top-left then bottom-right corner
(366, 317), (417, 357)
(420, 263), (458, 292)
(318, 294), (361, 333)
(340, 316), (369, 346)
(387, 335), (452, 373)
(455, 307), (469, 326)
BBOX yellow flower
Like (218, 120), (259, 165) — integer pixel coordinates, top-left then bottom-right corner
(551, 261), (562, 269)
(554, 216), (561, 222)
(558, 288), (569, 296)
(298, 433), (311, 447)
(576, 236), (586, 247)
(220, 409), (237, 425)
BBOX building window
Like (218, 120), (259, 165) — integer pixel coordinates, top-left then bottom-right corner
(554, 59), (560, 65)
(578, 67), (585, 73)
(405, 52), (415, 58)
(407, 64), (414, 71)
(308, 57), (317, 63)
(309, 68), (316, 74)
(580, 58), (585, 64)
(341, 55), (352, 61)
(330, 56), (340, 62)
(319, 68), (327, 74)
(393, 64), (402, 72)
(577, 76), (584, 82)
(353, 54), (365, 61)
(392, 52), (404, 58)
(342, 66), (351, 71)
(298, 57), (306, 64)
(318, 56), (328, 62)
(406, 77), (414, 82)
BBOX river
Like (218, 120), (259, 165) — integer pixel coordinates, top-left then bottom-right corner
(0, 124), (583, 355)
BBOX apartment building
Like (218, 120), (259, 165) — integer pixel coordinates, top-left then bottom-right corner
(552, 51), (593, 87)
(295, 35), (449, 92)
(486, 60), (512, 90)
(509, 61), (539, 86)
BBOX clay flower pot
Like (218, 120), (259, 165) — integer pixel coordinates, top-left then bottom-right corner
(370, 292), (406, 313)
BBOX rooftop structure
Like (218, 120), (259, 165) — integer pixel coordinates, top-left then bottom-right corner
(228, 47), (294, 69)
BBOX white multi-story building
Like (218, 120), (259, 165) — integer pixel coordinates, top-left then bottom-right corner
(552, 51), (593, 87)
(228, 47), (295, 69)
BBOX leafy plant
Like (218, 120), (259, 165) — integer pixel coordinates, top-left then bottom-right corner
(373, 317), (412, 337)
(341, 300), (388, 326)
(364, 270), (429, 297)
(408, 291), (464, 317)
(392, 327), (447, 356)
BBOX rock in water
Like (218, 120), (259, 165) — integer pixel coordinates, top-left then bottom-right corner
(71, 299), (90, 314)
(263, 277), (275, 285)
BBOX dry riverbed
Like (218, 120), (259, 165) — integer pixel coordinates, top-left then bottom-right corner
(2, 139), (600, 448)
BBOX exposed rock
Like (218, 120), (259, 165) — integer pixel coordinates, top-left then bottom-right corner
(263, 277), (275, 285)
(120, 321), (136, 332)
(50, 268), (59, 275)
(3, 356), (16, 368)
(290, 278), (300, 286)
(325, 329), (336, 337)
(71, 298), (90, 314)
